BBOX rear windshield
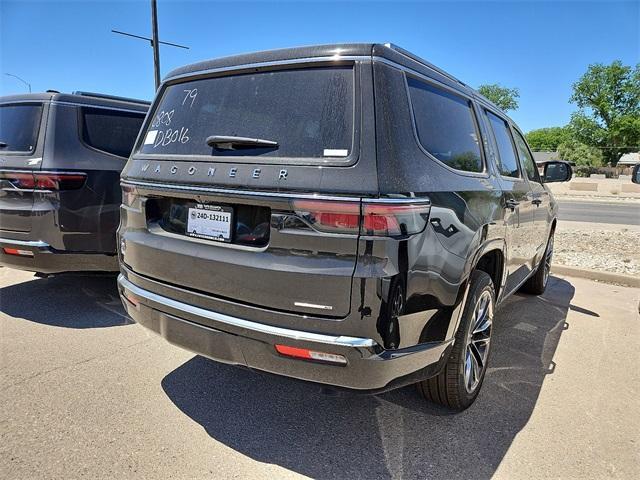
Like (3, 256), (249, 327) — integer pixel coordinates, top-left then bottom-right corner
(138, 66), (354, 160)
(0, 104), (43, 154)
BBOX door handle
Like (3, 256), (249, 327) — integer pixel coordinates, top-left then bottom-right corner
(505, 199), (520, 210)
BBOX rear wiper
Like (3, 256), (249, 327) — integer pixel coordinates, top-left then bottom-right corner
(205, 135), (278, 150)
(0, 141), (8, 148)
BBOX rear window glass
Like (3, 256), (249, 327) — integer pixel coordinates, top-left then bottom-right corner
(81, 108), (145, 158)
(513, 129), (540, 182)
(486, 111), (520, 178)
(0, 104), (42, 153)
(138, 66), (354, 159)
(407, 77), (483, 173)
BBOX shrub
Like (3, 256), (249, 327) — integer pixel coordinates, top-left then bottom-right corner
(573, 166), (600, 177)
(557, 140), (604, 166)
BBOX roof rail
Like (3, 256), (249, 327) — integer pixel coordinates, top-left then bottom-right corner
(71, 91), (151, 105)
(383, 43), (468, 88)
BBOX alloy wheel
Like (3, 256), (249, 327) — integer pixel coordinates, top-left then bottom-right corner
(543, 235), (554, 286)
(464, 290), (493, 393)
(391, 287), (404, 319)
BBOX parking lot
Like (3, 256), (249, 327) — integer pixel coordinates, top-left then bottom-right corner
(1, 267), (638, 480)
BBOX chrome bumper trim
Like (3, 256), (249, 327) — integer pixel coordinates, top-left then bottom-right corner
(118, 274), (377, 348)
(0, 238), (49, 248)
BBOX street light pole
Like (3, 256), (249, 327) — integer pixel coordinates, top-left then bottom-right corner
(5, 73), (31, 93)
(151, 0), (161, 90)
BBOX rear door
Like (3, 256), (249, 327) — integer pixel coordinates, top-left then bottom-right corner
(512, 128), (549, 257)
(73, 105), (146, 252)
(484, 110), (536, 292)
(121, 62), (376, 318)
(0, 102), (47, 233)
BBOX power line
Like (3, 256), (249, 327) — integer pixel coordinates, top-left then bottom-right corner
(111, 30), (189, 50)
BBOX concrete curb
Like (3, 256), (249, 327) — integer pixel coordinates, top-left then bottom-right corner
(553, 195), (640, 203)
(551, 264), (640, 288)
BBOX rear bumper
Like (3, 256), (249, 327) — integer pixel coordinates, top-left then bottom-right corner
(0, 237), (118, 273)
(118, 274), (453, 392)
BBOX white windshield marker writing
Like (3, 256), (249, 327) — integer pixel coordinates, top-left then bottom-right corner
(144, 130), (159, 145)
(323, 149), (349, 157)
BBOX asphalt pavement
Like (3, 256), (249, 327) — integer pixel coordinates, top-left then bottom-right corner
(557, 199), (640, 225)
(1, 268), (639, 480)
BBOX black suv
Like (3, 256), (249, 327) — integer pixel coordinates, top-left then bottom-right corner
(117, 44), (571, 410)
(0, 91), (148, 273)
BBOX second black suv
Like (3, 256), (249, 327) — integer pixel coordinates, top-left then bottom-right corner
(117, 44), (571, 410)
(0, 91), (148, 273)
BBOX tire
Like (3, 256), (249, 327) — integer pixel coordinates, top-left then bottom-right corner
(417, 270), (494, 411)
(377, 277), (404, 349)
(520, 231), (554, 295)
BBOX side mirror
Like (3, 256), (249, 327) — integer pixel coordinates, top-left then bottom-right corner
(543, 161), (572, 183)
(632, 164), (640, 184)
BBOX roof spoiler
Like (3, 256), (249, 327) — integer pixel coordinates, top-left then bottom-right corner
(382, 43), (468, 88)
(71, 91), (151, 106)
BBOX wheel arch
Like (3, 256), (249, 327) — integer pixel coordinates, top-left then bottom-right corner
(466, 238), (507, 298)
(444, 238), (506, 341)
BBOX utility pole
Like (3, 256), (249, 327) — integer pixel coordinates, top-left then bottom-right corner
(112, 0), (188, 91)
(5, 73), (31, 93)
(150, 0), (161, 90)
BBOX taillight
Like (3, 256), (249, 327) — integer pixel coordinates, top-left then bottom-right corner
(34, 173), (86, 190)
(121, 185), (138, 207)
(0, 172), (36, 189)
(362, 201), (431, 236)
(0, 171), (86, 191)
(291, 198), (430, 237)
(291, 199), (361, 234)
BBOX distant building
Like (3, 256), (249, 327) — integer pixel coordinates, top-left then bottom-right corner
(532, 151), (559, 166)
(618, 152), (640, 166)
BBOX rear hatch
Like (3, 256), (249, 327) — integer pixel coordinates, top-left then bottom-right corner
(122, 61), (377, 317)
(0, 102), (46, 233)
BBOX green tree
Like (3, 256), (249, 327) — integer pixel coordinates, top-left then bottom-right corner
(525, 127), (571, 151)
(477, 84), (520, 112)
(568, 60), (640, 164)
(556, 139), (604, 166)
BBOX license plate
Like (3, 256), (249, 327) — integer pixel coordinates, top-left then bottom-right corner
(186, 204), (233, 242)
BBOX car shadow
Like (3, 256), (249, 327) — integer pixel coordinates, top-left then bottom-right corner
(161, 275), (574, 479)
(0, 273), (131, 329)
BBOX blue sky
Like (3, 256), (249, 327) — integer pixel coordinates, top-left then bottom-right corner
(1, 0), (637, 132)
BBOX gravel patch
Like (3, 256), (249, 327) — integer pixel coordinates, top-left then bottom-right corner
(554, 227), (640, 276)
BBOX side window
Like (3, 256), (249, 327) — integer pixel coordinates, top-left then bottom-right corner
(407, 77), (483, 173)
(81, 108), (145, 158)
(513, 129), (540, 183)
(0, 104), (43, 154)
(486, 111), (520, 178)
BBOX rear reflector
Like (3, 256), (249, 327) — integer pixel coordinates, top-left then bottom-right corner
(122, 291), (139, 308)
(2, 247), (34, 257)
(275, 344), (347, 365)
